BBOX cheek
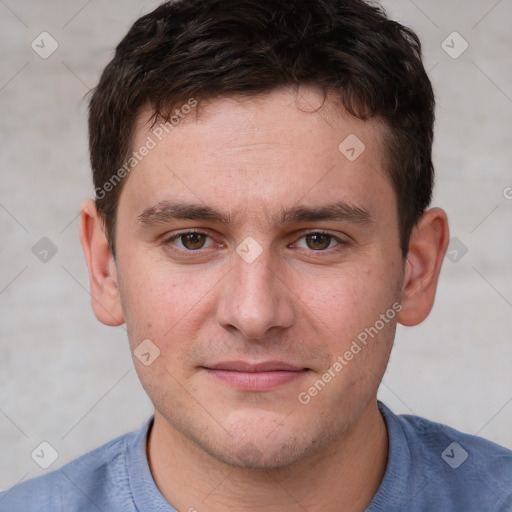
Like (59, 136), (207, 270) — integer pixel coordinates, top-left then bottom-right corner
(117, 254), (219, 348)
(296, 260), (397, 336)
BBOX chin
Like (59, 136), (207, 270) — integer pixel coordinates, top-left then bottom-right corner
(203, 436), (312, 470)
(197, 415), (330, 470)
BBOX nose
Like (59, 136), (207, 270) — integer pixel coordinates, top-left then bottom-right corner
(216, 247), (295, 340)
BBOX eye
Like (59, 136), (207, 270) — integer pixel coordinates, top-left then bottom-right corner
(165, 231), (214, 251)
(294, 232), (344, 251)
(163, 230), (346, 254)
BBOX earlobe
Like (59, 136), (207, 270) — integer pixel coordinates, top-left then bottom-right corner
(79, 199), (124, 326)
(398, 207), (450, 326)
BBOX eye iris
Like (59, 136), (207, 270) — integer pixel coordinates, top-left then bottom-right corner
(182, 233), (206, 250)
(306, 233), (331, 250)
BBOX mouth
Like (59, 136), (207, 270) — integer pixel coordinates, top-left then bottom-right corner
(202, 361), (309, 391)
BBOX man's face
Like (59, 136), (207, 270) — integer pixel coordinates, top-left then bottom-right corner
(114, 87), (405, 468)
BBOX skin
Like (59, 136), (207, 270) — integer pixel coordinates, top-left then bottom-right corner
(80, 86), (449, 511)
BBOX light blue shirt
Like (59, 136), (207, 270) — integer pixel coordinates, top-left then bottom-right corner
(1, 402), (511, 511)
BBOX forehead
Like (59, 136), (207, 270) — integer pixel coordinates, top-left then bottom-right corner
(121, 87), (394, 228)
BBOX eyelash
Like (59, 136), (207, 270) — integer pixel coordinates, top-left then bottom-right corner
(162, 229), (346, 253)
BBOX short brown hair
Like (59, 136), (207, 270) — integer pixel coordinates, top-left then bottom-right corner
(89, 0), (435, 257)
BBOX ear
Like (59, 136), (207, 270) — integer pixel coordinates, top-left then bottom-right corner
(79, 199), (124, 326)
(398, 207), (450, 326)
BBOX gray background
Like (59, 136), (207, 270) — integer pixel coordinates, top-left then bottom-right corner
(1, 0), (511, 487)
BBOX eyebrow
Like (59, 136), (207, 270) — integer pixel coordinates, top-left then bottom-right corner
(137, 200), (373, 227)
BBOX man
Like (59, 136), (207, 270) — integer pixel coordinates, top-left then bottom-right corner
(1, 0), (511, 510)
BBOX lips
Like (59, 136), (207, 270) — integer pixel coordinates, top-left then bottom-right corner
(208, 361), (305, 372)
(203, 361), (308, 391)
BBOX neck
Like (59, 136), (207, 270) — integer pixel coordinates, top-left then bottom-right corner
(147, 399), (388, 512)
